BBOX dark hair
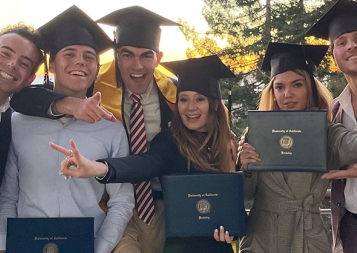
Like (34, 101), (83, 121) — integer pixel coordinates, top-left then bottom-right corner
(0, 23), (43, 74)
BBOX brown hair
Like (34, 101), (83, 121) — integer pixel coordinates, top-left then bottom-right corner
(170, 97), (234, 173)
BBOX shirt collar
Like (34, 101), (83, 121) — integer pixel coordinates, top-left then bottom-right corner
(339, 85), (351, 107)
(0, 97), (10, 114)
(125, 79), (154, 102)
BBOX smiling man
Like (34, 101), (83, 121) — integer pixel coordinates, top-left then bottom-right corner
(0, 24), (42, 189)
(0, 6), (135, 253)
(306, 0), (357, 252)
(9, 6), (179, 253)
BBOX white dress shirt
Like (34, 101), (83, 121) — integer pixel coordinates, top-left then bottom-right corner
(124, 81), (163, 191)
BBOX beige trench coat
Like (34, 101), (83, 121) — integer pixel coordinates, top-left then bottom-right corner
(239, 123), (357, 253)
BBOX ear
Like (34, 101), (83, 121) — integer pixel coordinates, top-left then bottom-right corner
(156, 51), (164, 64)
(26, 74), (36, 86)
(49, 61), (55, 73)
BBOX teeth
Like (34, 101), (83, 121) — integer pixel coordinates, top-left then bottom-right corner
(187, 115), (199, 119)
(131, 74), (144, 78)
(0, 71), (14, 80)
(70, 71), (85, 76)
(348, 55), (357, 60)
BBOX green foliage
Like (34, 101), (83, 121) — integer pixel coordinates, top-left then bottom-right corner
(179, 0), (347, 137)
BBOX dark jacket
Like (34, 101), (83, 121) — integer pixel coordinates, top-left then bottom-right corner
(0, 108), (12, 185)
(99, 130), (234, 253)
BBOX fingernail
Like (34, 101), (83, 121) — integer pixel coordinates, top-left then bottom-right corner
(64, 176), (68, 180)
(214, 229), (218, 233)
(225, 231), (229, 234)
(69, 176), (73, 179)
(220, 226), (223, 230)
(59, 171), (63, 175)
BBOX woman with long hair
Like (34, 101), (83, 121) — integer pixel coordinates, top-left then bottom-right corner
(238, 42), (357, 253)
(50, 55), (240, 253)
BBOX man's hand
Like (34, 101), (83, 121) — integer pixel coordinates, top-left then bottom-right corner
(53, 92), (116, 123)
(322, 164), (357, 179)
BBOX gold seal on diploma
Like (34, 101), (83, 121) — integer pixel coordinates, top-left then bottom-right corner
(196, 199), (211, 214)
(280, 135), (293, 149)
(43, 242), (59, 253)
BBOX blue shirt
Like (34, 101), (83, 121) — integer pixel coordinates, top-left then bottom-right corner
(0, 113), (135, 253)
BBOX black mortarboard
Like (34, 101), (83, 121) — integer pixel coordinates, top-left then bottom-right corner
(161, 55), (236, 99)
(261, 42), (328, 77)
(306, 0), (357, 41)
(96, 6), (179, 52)
(39, 5), (113, 59)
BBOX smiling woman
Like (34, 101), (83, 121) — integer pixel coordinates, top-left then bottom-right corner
(48, 55), (239, 253)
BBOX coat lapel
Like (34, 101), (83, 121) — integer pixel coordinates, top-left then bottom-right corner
(0, 108), (12, 184)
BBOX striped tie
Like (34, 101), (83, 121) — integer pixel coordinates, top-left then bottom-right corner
(130, 94), (155, 224)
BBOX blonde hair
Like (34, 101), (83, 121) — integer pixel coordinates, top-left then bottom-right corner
(258, 69), (333, 121)
(170, 97), (234, 173)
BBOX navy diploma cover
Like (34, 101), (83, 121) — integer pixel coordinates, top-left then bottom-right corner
(162, 172), (246, 237)
(6, 217), (94, 253)
(247, 110), (327, 172)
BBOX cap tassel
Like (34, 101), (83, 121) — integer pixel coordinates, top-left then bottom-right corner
(228, 84), (232, 127)
(43, 53), (52, 90)
(113, 31), (122, 88)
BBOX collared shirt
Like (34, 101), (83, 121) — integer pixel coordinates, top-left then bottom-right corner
(0, 98), (10, 122)
(0, 113), (135, 253)
(124, 80), (162, 191)
(338, 85), (357, 213)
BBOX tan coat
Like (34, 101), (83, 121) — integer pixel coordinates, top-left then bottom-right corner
(239, 123), (357, 253)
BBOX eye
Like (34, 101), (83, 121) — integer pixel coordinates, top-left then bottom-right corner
(121, 53), (132, 58)
(335, 38), (346, 47)
(293, 82), (303, 88)
(0, 50), (10, 57)
(84, 54), (96, 61)
(142, 54), (154, 59)
(179, 97), (188, 103)
(64, 52), (75, 57)
(196, 96), (206, 102)
(274, 85), (283, 91)
(19, 60), (31, 69)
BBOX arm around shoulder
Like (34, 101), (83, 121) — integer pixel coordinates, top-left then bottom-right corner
(10, 85), (66, 118)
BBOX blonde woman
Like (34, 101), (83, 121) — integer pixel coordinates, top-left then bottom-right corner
(238, 42), (357, 253)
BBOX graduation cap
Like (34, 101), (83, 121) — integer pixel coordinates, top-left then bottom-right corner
(306, 0), (357, 41)
(261, 42), (328, 107)
(261, 42), (328, 78)
(161, 55), (236, 99)
(38, 5), (113, 59)
(96, 6), (179, 52)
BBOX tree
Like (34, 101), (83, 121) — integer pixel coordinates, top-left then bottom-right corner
(179, 0), (346, 136)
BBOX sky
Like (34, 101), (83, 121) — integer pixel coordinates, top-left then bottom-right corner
(0, 0), (210, 63)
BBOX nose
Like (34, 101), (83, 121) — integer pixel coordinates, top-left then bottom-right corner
(6, 59), (16, 69)
(133, 57), (143, 70)
(284, 86), (293, 98)
(347, 39), (357, 51)
(187, 100), (197, 110)
(74, 54), (85, 65)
